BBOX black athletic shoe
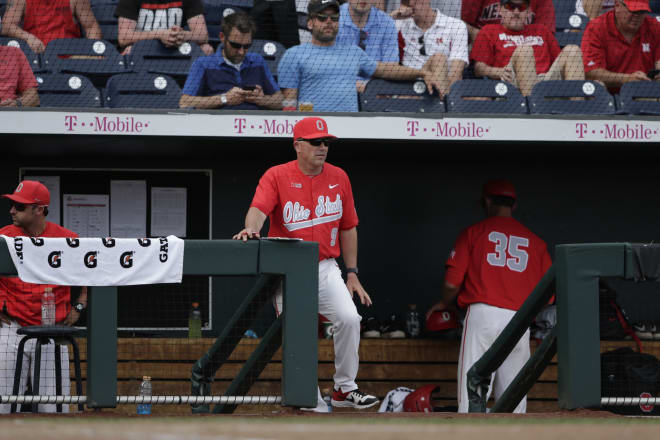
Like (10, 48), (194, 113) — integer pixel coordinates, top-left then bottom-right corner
(331, 388), (379, 409)
(381, 314), (406, 339)
(362, 317), (381, 338)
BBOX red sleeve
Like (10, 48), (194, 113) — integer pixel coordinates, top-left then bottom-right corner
(581, 19), (606, 72)
(532, 0), (556, 33)
(652, 19), (660, 64)
(444, 229), (470, 287)
(461, 0), (481, 28)
(14, 48), (38, 94)
(339, 172), (358, 230)
(249, 168), (280, 216)
(397, 30), (405, 63)
(470, 25), (494, 65)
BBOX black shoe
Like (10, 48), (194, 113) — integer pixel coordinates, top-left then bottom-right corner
(362, 317), (381, 338)
(381, 314), (406, 339)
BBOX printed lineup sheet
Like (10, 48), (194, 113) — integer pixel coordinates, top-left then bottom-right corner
(24, 175), (61, 225)
(62, 194), (110, 237)
(111, 180), (147, 238)
(151, 187), (187, 237)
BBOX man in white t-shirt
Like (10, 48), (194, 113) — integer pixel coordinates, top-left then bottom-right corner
(394, 0), (468, 96)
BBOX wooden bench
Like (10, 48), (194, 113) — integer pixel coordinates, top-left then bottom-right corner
(62, 338), (658, 414)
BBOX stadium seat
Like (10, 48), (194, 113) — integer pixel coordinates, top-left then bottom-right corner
(0, 37), (43, 72)
(555, 30), (583, 48)
(128, 39), (203, 85)
(100, 24), (118, 45)
(42, 38), (127, 86)
(91, 3), (118, 24)
(248, 39), (285, 78)
(104, 72), (182, 109)
(617, 82), (660, 115)
(359, 79), (445, 113)
(90, 0), (118, 5)
(35, 73), (102, 108)
(207, 24), (222, 45)
(555, 11), (589, 32)
(552, 0), (577, 15)
(204, 0), (253, 24)
(446, 79), (528, 114)
(528, 80), (616, 115)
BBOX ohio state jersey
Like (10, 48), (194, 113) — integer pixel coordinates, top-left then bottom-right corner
(250, 160), (359, 260)
(445, 216), (551, 311)
(0, 222), (77, 326)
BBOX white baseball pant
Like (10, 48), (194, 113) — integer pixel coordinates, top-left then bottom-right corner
(274, 258), (362, 411)
(0, 320), (70, 413)
(457, 303), (529, 413)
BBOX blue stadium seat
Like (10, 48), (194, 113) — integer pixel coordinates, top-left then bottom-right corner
(42, 38), (127, 86)
(528, 80), (616, 114)
(100, 24), (118, 45)
(204, 0), (253, 24)
(35, 73), (102, 108)
(359, 79), (445, 113)
(248, 39), (285, 78)
(207, 24), (222, 45)
(555, 30), (583, 48)
(556, 11), (588, 32)
(104, 73), (181, 109)
(446, 79), (528, 114)
(617, 82), (660, 115)
(552, 0), (577, 15)
(91, 3), (118, 24)
(90, 0), (118, 5)
(0, 37), (43, 72)
(128, 39), (203, 85)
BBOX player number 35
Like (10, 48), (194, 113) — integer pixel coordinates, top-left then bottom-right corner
(486, 231), (529, 272)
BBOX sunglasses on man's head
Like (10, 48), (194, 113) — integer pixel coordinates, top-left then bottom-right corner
(502, 2), (529, 12)
(358, 30), (368, 50)
(299, 138), (332, 146)
(11, 203), (29, 212)
(315, 13), (340, 22)
(227, 40), (252, 50)
(418, 35), (426, 56)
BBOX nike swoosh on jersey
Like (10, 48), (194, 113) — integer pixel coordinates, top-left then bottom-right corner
(329, 184), (339, 189)
(283, 213), (342, 231)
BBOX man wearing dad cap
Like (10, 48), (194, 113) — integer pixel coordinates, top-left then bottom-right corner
(0, 180), (87, 413)
(426, 179), (552, 413)
(582, 0), (660, 93)
(234, 117), (378, 412)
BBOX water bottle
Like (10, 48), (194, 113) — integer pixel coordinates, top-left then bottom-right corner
(323, 395), (332, 412)
(188, 302), (202, 338)
(137, 376), (152, 415)
(406, 304), (421, 338)
(41, 287), (55, 325)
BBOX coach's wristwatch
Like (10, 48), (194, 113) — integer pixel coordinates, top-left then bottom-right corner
(220, 94), (228, 106)
(346, 267), (358, 275)
(73, 303), (86, 313)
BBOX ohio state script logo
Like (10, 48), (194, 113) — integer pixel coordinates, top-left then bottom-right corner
(282, 195), (343, 232)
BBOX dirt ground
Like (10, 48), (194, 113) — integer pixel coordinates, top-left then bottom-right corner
(1, 410), (658, 440)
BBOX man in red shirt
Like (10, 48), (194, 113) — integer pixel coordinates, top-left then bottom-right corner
(0, 46), (39, 107)
(0, 180), (87, 413)
(462, 0), (556, 42)
(582, 0), (660, 93)
(233, 117), (378, 412)
(1, 0), (102, 54)
(471, 0), (585, 96)
(427, 180), (552, 413)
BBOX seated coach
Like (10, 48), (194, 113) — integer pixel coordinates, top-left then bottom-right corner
(179, 11), (283, 110)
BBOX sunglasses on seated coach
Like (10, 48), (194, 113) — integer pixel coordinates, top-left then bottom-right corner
(11, 203), (33, 212)
(227, 40), (252, 50)
(314, 13), (340, 22)
(298, 138), (333, 146)
(501, 2), (529, 12)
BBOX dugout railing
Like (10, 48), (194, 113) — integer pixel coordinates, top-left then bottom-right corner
(0, 237), (319, 410)
(467, 243), (659, 412)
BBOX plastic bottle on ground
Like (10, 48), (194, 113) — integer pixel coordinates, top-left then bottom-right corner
(406, 304), (421, 338)
(188, 302), (202, 338)
(137, 376), (152, 415)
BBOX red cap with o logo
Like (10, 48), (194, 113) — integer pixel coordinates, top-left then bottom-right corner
(622, 0), (651, 12)
(2, 180), (50, 205)
(482, 179), (516, 200)
(293, 117), (337, 140)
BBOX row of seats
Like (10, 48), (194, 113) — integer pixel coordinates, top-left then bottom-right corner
(32, 73), (660, 116)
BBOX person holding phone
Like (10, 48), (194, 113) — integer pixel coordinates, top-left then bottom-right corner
(179, 11), (284, 110)
(582, 0), (660, 93)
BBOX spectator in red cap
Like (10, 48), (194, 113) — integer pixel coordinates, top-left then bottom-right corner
(582, 0), (660, 93)
(0, 180), (87, 413)
(0, 46), (39, 107)
(233, 117), (378, 413)
(427, 179), (552, 413)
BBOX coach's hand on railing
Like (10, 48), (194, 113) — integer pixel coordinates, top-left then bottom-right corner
(62, 309), (80, 326)
(233, 228), (261, 242)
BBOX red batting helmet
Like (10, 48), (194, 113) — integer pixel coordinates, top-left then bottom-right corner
(403, 385), (440, 413)
(426, 310), (459, 332)
(482, 179), (516, 201)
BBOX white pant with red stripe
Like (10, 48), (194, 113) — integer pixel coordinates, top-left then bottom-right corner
(457, 303), (529, 413)
(275, 258), (362, 409)
(0, 320), (70, 413)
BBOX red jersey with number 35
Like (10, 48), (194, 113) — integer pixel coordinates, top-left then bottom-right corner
(0, 222), (78, 326)
(250, 160), (359, 261)
(445, 216), (551, 311)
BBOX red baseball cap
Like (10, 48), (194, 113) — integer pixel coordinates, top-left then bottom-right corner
(622, 0), (651, 12)
(293, 117), (337, 140)
(482, 179), (516, 200)
(2, 180), (50, 205)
